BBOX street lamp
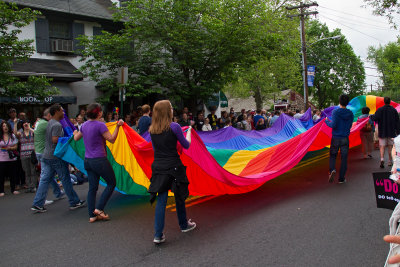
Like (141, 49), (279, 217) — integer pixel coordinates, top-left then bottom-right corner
(301, 35), (341, 111)
(308, 35), (341, 47)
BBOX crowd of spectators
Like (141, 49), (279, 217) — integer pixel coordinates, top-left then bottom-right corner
(0, 107), (87, 198)
(115, 105), (320, 136)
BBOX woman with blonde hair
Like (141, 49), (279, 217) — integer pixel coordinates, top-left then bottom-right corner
(148, 100), (196, 244)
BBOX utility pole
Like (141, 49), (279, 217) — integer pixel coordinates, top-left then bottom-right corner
(118, 67), (128, 119)
(286, 2), (318, 111)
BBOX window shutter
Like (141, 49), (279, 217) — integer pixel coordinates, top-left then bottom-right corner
(35, 18), (49, 53)
(72, 22), (85, 53)
(93, 26), (102, 36)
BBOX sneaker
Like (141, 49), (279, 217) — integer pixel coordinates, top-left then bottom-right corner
(181, 219), (197, 233)
(44, 200), (54, 206)
(31, 205), (47, 213)
(70, 200), (86, 210)
(153, 234), (166, 244)
(12, 191), (20, 195)
(338, 179), (347, 184)
(380, 161), (384, 168)
(368, 154), (372, 158)
(328, 170), (336, 183)
(0, 193), (4, 197)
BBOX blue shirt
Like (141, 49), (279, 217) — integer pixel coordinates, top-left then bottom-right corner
(138, 115), (152, 136)
(325, 108), (354, 138)
(270, 115), (279, 126)
(253, 115), (263, 126)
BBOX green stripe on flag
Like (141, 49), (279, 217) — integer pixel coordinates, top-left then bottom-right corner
(69, 139), (148, 195)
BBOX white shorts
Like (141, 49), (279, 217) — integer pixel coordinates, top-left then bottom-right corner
(379, 137), (394, 146)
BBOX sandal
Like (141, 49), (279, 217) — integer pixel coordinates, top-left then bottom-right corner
(89, 216), (102, 223)
(94, 209), (110, 220)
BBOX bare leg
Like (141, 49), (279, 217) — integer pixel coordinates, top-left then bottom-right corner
(380, 145), (385, 160)
(388, 145), (393, 162)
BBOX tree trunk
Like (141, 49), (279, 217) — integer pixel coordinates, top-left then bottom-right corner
(254, 88), (263, 110)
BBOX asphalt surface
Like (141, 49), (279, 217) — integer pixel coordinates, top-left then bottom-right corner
(0, 146), (394, 266)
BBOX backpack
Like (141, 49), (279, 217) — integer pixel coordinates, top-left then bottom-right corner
(363, 120), (372, 132)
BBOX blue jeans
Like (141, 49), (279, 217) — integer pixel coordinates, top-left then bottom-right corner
(36, 153), (62, 197)
(33, 158), (80, 207)
(329, 137), (349, 181)
(84, 157), (116, 218)
(154, 191), (188, 238)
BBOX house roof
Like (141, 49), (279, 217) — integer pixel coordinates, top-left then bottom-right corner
(4, 0), (115, 20)
(10, 58), (83, 82)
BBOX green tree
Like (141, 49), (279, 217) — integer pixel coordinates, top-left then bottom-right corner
(368, 39), (400, 93)
(0, 1), (56, 98)
(223, 4), (303, 110)
(364, 0), (400, 26)
(78, 0), (299, 109)
(225, 54), (302, 110)
(306, 20), (366, 108)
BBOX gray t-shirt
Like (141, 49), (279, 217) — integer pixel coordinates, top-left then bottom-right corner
(43, 119), (63, 159)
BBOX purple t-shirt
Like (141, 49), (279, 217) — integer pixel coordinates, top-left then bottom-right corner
(81, 120), (109, 158)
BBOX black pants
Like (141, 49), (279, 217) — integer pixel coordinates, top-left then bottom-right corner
(0, 161), (18, 193)
(329, 137), (349, 181)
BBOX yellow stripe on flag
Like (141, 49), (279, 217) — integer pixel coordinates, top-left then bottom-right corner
(223, 148), (269, 175)
(106, 124), (150, 189)
(366, 95), (376, 114)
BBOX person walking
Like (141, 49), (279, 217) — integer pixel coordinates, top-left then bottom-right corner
(148, 100), (196, 244)
(31, 104), (85, 213)
(34, 109), (64, 202)
(357, 107), (374, 159)
(370, 96), (400, 168)
(0, 121), (19, 196)
(73, 103), (123, 223)
(325, 95), (354, 184)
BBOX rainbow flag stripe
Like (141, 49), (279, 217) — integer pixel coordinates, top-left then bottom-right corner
(54, 95), (399, 196)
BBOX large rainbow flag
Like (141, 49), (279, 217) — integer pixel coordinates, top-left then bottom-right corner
(54, 95), (400, 196)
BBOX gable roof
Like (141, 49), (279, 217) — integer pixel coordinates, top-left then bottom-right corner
(3, 0), (115, 20)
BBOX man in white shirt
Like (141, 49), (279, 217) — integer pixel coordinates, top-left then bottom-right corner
(75, 115), (84, 131)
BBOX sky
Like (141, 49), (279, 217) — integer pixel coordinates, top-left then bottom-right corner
(312, 0), (399, 91)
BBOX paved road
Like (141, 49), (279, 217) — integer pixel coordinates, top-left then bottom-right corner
(0, 146), (394, 266)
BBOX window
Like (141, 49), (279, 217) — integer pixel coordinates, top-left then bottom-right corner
(49, 21), (71, 39)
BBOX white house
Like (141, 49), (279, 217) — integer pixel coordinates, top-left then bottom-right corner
(1, 0), (120, 119)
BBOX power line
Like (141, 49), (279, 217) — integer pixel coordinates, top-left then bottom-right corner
(318, 10), (398, 31)
(319, 5), (392, 26)
(319, 14), (385, 42)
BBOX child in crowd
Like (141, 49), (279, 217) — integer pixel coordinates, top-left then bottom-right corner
(202, 118), (212, 131)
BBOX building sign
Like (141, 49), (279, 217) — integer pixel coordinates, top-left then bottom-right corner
(220, 91), (228, 108)
(0, 96), (77, 104)
(307, 65), (315, 87)
(206, 91), (228, 109)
